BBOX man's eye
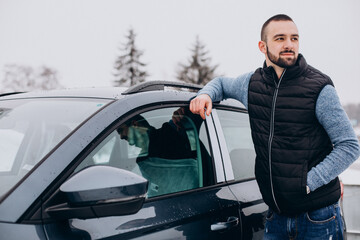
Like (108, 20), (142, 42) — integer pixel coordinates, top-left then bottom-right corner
(292, 38), (298, 41)
(275, 37), (284, 41)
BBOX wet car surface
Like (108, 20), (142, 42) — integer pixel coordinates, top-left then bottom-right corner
(0, 81), (266, 239)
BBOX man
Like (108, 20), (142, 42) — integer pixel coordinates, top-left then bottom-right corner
(190, 14), (360, 239)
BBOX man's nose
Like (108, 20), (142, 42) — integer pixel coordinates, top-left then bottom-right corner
(283, 39), (294, 50)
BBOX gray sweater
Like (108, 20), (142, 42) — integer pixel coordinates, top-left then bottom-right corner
(198, 72), (360, 191)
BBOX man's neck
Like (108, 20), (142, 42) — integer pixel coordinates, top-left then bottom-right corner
(265, 59), (285, 79)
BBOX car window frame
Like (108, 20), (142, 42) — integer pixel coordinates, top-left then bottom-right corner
(211, 105), (256, 183)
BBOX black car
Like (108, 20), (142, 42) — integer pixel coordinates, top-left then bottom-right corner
(0, 81), (266, 239)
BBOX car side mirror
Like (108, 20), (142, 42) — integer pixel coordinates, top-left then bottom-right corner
(45, 166), (148, 220)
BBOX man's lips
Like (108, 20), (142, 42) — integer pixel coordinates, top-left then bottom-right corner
(280, 52), (295, 56)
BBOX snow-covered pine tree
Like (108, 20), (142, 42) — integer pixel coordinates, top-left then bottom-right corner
(177, 36), (218, 86)
(113, 28), (148, 87)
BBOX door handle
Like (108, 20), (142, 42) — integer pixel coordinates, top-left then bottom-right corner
(211, 216), (239, 231)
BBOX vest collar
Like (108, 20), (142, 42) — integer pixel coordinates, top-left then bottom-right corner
(262, 54), (308, 82)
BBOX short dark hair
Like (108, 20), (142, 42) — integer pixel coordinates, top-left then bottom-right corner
(261, 14), (294, 42)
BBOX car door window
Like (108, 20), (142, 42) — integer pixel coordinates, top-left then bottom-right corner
(216, 109), (255, 181)
(75, 106), (214, 198)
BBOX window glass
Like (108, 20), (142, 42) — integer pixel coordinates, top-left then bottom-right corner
(216, 109), (255, 181)
(75, 107), (214, 198)
(0, 98), (110, 199)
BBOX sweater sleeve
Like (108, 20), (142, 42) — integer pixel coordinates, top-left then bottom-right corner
(197, 72), (253, 109)
(307, 85), (360, 191)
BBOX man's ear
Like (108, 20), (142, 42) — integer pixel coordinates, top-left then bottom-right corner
(258, 41), (267, 54)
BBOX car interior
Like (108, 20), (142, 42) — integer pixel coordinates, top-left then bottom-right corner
(74, 107), (214, 199)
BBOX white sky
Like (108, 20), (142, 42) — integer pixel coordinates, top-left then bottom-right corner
(0, 0), (359, 104)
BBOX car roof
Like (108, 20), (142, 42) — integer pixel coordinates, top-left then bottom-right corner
(0, 81), (202, 101)
(0, 81), (246, 109)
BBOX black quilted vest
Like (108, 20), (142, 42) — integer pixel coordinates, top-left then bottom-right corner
(248, 54), (341, 215)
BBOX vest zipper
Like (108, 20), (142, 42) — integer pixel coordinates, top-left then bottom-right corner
(268, 68), (286, 214)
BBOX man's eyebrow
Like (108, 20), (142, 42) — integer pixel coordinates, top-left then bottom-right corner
(273, 33), (299, 38)
(273, 34), (285, 39)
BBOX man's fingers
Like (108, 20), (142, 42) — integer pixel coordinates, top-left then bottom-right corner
(190, 98), (201, 114)
(190, 94), (212, 120)
(190, 99), (196, 113)
(190, 98), (206, 119)
(199, 107), (206, 120)
(205, 101), (212, 117)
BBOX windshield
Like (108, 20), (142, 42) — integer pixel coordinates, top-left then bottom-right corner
(0, 98), (111, 199)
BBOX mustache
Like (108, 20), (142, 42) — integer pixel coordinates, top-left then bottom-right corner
(280, 50), (295, 54)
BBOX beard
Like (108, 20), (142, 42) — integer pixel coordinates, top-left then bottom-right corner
(267, 47), (298, 68)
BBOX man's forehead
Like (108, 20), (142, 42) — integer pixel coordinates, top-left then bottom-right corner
(266, 20), (299, 37)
